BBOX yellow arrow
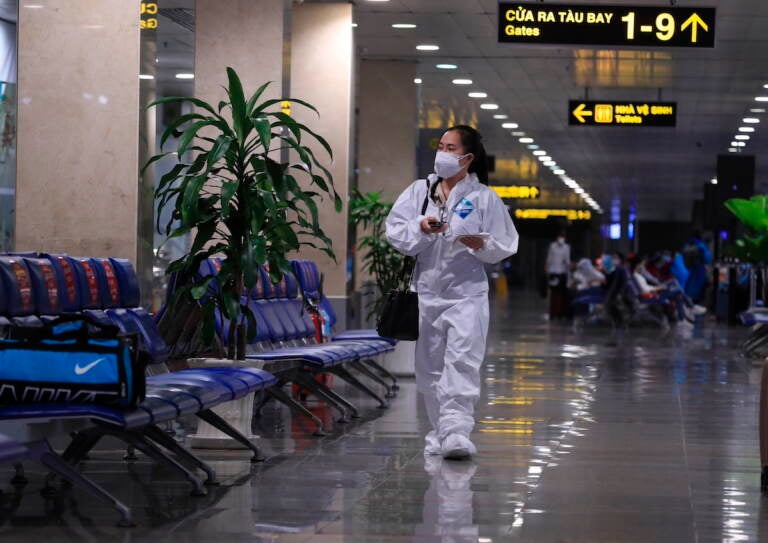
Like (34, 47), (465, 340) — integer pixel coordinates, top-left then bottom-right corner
(572, 103), (593, 124)
(681, 13), (708, 43)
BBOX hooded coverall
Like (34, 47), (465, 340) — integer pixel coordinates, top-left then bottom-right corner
(385, 173), (519, 450)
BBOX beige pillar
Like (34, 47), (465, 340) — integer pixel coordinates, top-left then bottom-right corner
(358, 60), (418, 201)
(356, 60), (418, 293)
(291, 3), (354, 304)
(195, 0), (284, 109)
(16, 1), (141, 259)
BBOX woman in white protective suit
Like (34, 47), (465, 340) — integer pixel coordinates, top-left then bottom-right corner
(385, 125), (519, 460)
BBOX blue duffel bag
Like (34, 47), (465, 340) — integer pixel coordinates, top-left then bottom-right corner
(0, 315), (145, 407)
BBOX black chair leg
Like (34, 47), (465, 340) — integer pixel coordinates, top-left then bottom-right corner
(196, 408), (265, 462)
(267, 386), (327, 436)
(26, 440), (135, 527)
(363, 358), (399, 390)
(294, 371), (357, 421)
(142, 425), (218, 485)
(331, 366), (389, 409)
(350, 360), (395, 398)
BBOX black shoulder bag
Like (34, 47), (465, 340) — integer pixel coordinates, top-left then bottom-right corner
(376, 179), (432, 341)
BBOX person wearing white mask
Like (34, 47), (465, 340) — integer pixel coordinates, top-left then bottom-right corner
(385, 125), (519, 460)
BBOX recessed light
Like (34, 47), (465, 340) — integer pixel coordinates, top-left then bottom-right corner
(729, 147), (739, 152)
(501, 122), (518, 129)
(755, 96), (768, 102)
(392, 23), (417, 29)
(414, 78), (422, 84)
(175, 73), (194, 79)
(480, 103), (499, 110)
(23, 4), (43, 8)
(468, 92), (487, 98)
(738, 126), (755, 133)
(553, 169), (565, 175)
(417, 44), (440, 51)
(139, 74), (155, 80)
(452, 78), (472, 85)
(436, 63), (457, 69)
(532, 150), (546, 156)
(493, 114), (508, 119)
(519, 137), (534, 143)
(751, 108), (766, 113)
(544, 161), (556, 167)
(575, 188), (585, 194)
(711, 178), (718, 185)
(735, 134), (750, 140)
(527, 144), (539, 150)
(511, 131), (525, 137)
(351, 23), (358, 28)
(537, 155), (551, 162)
(743, 118), (760, 124)
(367, 0), (390, 2)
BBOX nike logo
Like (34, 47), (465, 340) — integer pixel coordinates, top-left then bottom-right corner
(75, 358), (105, 375)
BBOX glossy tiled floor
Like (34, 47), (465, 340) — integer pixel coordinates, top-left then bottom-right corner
(2, 293), (767, 542)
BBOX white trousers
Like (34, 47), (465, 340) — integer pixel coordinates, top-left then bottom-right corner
(415, 293), (489, 441)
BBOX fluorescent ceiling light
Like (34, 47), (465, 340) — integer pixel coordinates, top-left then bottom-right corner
(532, 150), (546, 156)
(751, 108), (766, 113)
(511, 131), (525, 137)
(501, 122), (518, 129)
(417, 44), (440, 51)
(480, 103), (499, 110)
(729, 147), (739, 152)
(139, 74), (154, 80)
(537, 156), (551, 162)
(468, 92), (487, 98)
(553, 169), (565, 175)
(23, 4), (43, 8)
(493, 114), (507, 119)
(711, 178), (718, 185)
(738, 126), (755, 132)
(392, 23), (417, 29)
(351, 23), (358, 28)
(175, 73), (194, 79)
(527, 145), (539, 150)
(452, 78), (472, 85)
(735, 134), (750, 140)
(575, 188), (585, 194)
(755, 96), (768, 102)
(743, 118), (760, 123)
(414, 78), (422, 84)
(436, 63), (457, 69)
(519, 137), (534, 143)
(544, 161), (556, 167)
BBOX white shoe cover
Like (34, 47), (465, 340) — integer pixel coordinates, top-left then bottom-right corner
(442, 433), (477, 461)
(424, 431), (442, 456)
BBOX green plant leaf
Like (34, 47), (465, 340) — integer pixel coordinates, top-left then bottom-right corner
(178, 120), (215, 157)
(226, 67), (249, 144)
(246, 81), (272, 115)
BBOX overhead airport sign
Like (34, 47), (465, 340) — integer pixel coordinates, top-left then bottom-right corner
(515, 209), (592, 221)
(568, 100), (677, 127)
(491, 185), (541, 199)
(498, 3), (716, 48)
(140, 2), (159, 30)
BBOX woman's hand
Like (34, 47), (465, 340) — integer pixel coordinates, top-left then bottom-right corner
(421, 217), (448, 234)
(458, 235), (485, 250)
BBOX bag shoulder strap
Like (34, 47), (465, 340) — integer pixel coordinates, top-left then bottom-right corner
(421, 177), (431, 215)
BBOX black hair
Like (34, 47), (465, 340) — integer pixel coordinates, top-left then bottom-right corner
(446, 125), (489, 185)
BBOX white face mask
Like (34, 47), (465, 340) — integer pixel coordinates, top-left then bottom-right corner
(434, 151), (469, 179)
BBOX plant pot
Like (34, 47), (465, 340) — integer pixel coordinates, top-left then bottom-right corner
(386, 340), (416, 377)
(185, 357), (262, 451)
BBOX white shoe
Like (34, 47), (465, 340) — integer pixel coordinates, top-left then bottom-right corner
(442, 433), (477, 461)
(692, 305), (707, 315)
(424, 431), (442, 456)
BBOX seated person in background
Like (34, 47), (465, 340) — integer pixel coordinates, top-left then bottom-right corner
(628, 254), (701, 324)
(601, 253), (632, 326)
(571, 257), (605, 292)
(646, 252), (707, 316)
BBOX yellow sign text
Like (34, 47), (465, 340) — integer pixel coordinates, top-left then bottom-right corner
(515, 209), (592, 221)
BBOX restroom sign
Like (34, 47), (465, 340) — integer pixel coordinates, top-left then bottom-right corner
(498, 3), (715, 48)
(569, 100), (677, 127)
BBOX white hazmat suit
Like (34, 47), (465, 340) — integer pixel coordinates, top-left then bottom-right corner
(385, 172), (519, 455)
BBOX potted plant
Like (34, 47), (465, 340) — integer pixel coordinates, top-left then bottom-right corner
(348, 190), (415, 376)
(145, 67), (341, 361)
(348, 190), (406, 320)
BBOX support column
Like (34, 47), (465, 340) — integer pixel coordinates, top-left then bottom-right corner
(291, 3), (354, 325)
(16, 1), (141, 259)
(195, 0), (284, 111)
(355, 60), (417, 296)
